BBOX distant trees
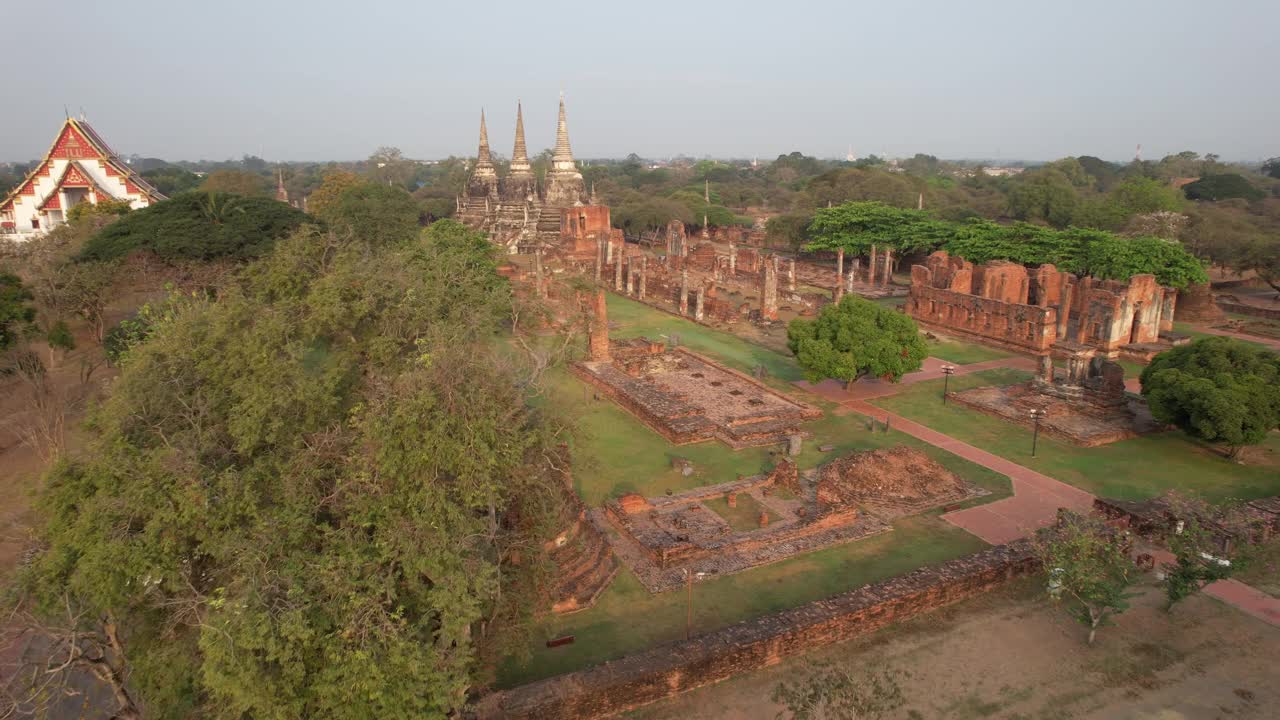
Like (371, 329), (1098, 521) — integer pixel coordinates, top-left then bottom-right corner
(199, 168), (270, 197)
(311, 180), (420, 245)
(79, 192), (311, 262)
(1262, 157), (1280, 180)
(140, 166), (202, 195)
(787, 296), (928, 389)
(1140, 337), (1280, 460)
(1007, 168), (1080, 226)
(1183, 174), (1265, 202)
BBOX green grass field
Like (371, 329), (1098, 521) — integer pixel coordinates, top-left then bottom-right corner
(872, 369), (1280, 503)
(924, 336), (1012, 365)
(497, 514), (988, 687)
(705, 494), (772, 531)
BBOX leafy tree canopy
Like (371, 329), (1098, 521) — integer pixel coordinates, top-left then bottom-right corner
(19, 220), (566, 718)
(1033, 512), (1137, 645)
(944, 221), (1208, 288)
(1140, 336), (1280, 459)
(0, 271), (36, 350)
(787, 295), (928, 388)
(311, 180), (421, 246)
(199, 168), (270, 197)
(1183, 173), (1265, 202)
(804, 201), (949, 256)
(78, 192), (312, 262)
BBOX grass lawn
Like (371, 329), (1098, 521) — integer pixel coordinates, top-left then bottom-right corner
(496, 515), (989, 687)
(923, 336), (1012, 365)
(872, 369), (1280, 503)
(705, 494), (772, 531)
(606, 293), (805, 381)
(1117, 358), (1148, 379)
(1172, 322), (1273, 352)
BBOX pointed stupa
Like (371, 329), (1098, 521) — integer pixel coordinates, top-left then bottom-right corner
(551, 93), (575, 166)
(511, 101), (530, 170)
(477, 109), (494, 166)
(467, 109), (499, 199)
(502, 101), (537, 202)
(275, 168), (289, 204)
(544, 92), (585, 207)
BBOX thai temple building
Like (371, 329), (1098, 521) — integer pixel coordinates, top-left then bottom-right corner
(457, 94), (590, 253)
(1, 117), (165, 240)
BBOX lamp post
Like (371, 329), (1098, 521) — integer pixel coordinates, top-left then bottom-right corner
(941, 365), (956, 404)
(1029, 408), (1045, 457)
(685, 568), (709, 640)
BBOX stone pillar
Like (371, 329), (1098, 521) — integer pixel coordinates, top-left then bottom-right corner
(882, 248), (894, 286)
(851, 258), (861, 285)
(1159, 289), (1176, 333)
(533, 249), (545, 299)
(626, 257), (635, 295)
(762, 256), (779, 320)
(729, 242), (737, 275)
(589, 288), (610, 362)
(694, 284), (705, 322)
(679, 269), (689, 316)
(614, 251), (624, 291)
(788, 259), (796, 291)
(606, 238), (614, 264)
(638, 257), (647, 300)
(869, 245), (878, 285)
(846, 269), (856, 295)
(836, 247), (845, 287)
(594, 237), (603, 283)
(1056, 283), (1074, 341)
(1039, 354), (1054, 383)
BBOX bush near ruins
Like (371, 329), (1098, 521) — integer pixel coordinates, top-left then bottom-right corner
(0, 271), (36, 350)
(78, 191), (312, 262)
(1033, 512), (1138, 645)
(787, 295), (928, 389)
(1140, 337), (1280, 460)
(13, 220), (568, 719)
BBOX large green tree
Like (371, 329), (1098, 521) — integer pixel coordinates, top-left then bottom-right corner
(1140, 337), (1280, 460)
(1183, 174), (1265, 202)
(15, 221), (567, 719)
(787, 295), (928, 389)
(312, 180), (421, 246)
(78, 192), (312, 262)
(804, 201), (949, 257)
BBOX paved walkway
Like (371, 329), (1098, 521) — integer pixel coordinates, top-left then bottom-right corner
(793, 354), (1280, 627)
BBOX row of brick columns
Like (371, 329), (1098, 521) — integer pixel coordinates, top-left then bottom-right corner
(834, 245), (895, 301)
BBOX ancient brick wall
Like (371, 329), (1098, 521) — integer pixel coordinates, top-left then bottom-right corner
(1175, 282), (1223, 321)
(908, 280), (1057, 353)
(478, 542), (1037, 720)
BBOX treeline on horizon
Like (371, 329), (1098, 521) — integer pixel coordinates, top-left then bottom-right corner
(4, 146), (1278, 290)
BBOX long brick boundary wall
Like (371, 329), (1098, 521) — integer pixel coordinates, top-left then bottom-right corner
(1216, 301), (1280, 321)
(475, 541), (1038, 720)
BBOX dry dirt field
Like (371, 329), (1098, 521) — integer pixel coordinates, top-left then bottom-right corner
(628, 579), (1280, 720)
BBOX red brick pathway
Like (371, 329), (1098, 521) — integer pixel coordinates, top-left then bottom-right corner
(793, 354), (1280, 627)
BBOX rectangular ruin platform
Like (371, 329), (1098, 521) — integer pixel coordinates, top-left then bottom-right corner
(950, 379), (1155, 447)
(595, 470), (891, 593)
(573, 339), (821, 449)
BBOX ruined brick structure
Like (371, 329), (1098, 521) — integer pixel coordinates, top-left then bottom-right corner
(1174, 281), (1224, 322)
(546, 464), (620, 614)
(477, 541), (1038, 719)
(908, 251), (1181, 359)
(815, 446), (988, 517)
(573, 339), (821, 448)
(1093, 495), (1280, 553)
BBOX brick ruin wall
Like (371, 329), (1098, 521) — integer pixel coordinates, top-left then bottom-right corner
(908, 276), (1057, 354)
(478, 541), (1038, 720)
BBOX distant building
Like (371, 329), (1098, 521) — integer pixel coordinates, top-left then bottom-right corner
(1, 117), (165, 240)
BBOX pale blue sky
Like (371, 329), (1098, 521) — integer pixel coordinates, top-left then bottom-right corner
(3, 0), (1275, 162)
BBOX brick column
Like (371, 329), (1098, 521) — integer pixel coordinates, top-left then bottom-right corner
(695, 284), (705, 322)
(729, 242), (737, 275)
(1159, 288), (1176, 333)
(1056, 283), (1073, 341)
(869, 245), (878, 286)
(614, 251), (623, 291)
(638, 257), (647, 300)
(626, 257), (635, 295)
(762, 257), (779, 320)
(788, 259), (796, 292)
(679, 269), (689, 316)
(589, 288), (610, 361)
(836, 247), (844, 287)
(882, 248), (894, 286)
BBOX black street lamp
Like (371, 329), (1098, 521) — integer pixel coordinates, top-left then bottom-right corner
(1029, 408), (1045, 457)
(941, 365), (956, 404)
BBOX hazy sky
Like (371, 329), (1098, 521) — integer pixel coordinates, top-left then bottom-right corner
(3, 0), (1275, 163)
